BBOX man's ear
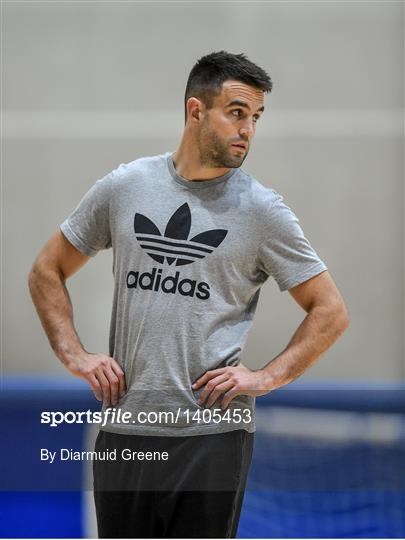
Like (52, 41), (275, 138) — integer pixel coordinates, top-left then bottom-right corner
(186, 97), (203, 123)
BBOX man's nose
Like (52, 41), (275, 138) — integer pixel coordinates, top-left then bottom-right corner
(239, 121), (255, 140)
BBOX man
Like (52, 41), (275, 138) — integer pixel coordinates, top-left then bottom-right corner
(29, 51), (349, 538)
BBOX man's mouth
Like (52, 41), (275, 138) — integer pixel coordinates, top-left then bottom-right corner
(231, 142), (247, 150)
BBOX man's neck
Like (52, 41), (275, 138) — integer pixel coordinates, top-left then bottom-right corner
(172, 144), (231, 182)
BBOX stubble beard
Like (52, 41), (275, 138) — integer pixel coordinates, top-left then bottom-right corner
(198, 117), (248, 169)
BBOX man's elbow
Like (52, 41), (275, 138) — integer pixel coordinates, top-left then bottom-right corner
(28, 258), (63, 293)
(28, 260), (40, 288)
(29, 255), (46, 282)
(331, 299), (350, 337)
(28, 261), (46, 295)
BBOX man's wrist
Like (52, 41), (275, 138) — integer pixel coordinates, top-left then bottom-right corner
(58, 344), (88, 370)
(253, 368), (275, 392)
(257, 362), (291, 393)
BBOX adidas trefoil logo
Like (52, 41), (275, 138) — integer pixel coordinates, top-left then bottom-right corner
(134, 202), (228, 266)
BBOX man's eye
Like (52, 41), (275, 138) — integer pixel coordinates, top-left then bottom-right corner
(231, 109), (242, 117)
(253, 115), (260, 123)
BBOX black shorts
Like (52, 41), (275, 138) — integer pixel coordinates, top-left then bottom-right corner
(93, 429), (254, 538)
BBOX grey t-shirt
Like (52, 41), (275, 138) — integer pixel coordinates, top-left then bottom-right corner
(60, 151), (327, 436)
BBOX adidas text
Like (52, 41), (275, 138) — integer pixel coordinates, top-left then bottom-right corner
(126, 267), (210, 300)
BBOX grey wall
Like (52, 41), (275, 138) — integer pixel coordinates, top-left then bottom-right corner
(2, 1), (404, 380)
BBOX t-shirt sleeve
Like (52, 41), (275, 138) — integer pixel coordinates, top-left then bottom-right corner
(60, 171), (113, 257)
(258, 191), (328, 291)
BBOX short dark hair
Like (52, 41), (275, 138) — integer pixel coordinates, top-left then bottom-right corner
(184, 51), (273, 122)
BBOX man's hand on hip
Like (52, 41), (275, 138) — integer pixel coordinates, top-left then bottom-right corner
(192, 364), (269, 410)
(67, 353), (126, 407)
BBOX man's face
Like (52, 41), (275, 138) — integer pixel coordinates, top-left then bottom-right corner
(197, 80), (265, 169)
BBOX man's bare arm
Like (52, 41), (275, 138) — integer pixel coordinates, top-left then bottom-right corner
(259, 270), (349, 390)
(28, 230), (126, 406)
(193, 271), (349, 409)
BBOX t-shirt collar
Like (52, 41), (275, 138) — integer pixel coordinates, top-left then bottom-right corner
(166, 151), (237, 189)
